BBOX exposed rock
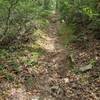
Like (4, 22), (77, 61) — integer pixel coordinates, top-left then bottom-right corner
(79, 64), (93, 72)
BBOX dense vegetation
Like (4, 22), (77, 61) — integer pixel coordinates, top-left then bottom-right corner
(58, 0), (100, 40)
(0, 0), (99, 46)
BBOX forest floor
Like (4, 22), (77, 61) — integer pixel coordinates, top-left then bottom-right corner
(0, 15), (100, 100)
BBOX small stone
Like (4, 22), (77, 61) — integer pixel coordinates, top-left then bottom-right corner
(63, 78), (69, 83)
(32, 96), (40, 100)
(79, 64), (93, 72)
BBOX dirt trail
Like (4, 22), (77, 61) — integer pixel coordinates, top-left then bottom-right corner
(32, 21), (75, 100)
(36, 21), (62, 52)
(33, 20), (100, 100)
(2, 17), (99, 100)
(5, 19), (71, 100)
(36, 20), (70, 76)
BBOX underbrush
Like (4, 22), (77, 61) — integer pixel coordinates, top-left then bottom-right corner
(0, 43), (45, 82)
(58, 23), (77, 46)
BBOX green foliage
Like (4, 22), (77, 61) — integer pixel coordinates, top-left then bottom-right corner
(8, 61), (20, 72)
(57, 0), (100, 43)
(0, 64), (4, 70)
(59, 23), (77, 45)
(5, 73), (14, 81)
(0, 0), (99, 44)
(0, 49), (8, 57)
(0, 0), (53, 45)
(90, 59), (96, 67)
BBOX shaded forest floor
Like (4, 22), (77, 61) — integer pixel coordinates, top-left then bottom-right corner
(0, 14), (100, 100)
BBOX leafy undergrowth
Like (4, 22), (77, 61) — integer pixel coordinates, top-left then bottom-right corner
(56, 21), (100, 99)
(0, 43), (46, 77)
(58, 23), (77, 46)
(66, 37), (100, 99)
(0, 43), (45, 97)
